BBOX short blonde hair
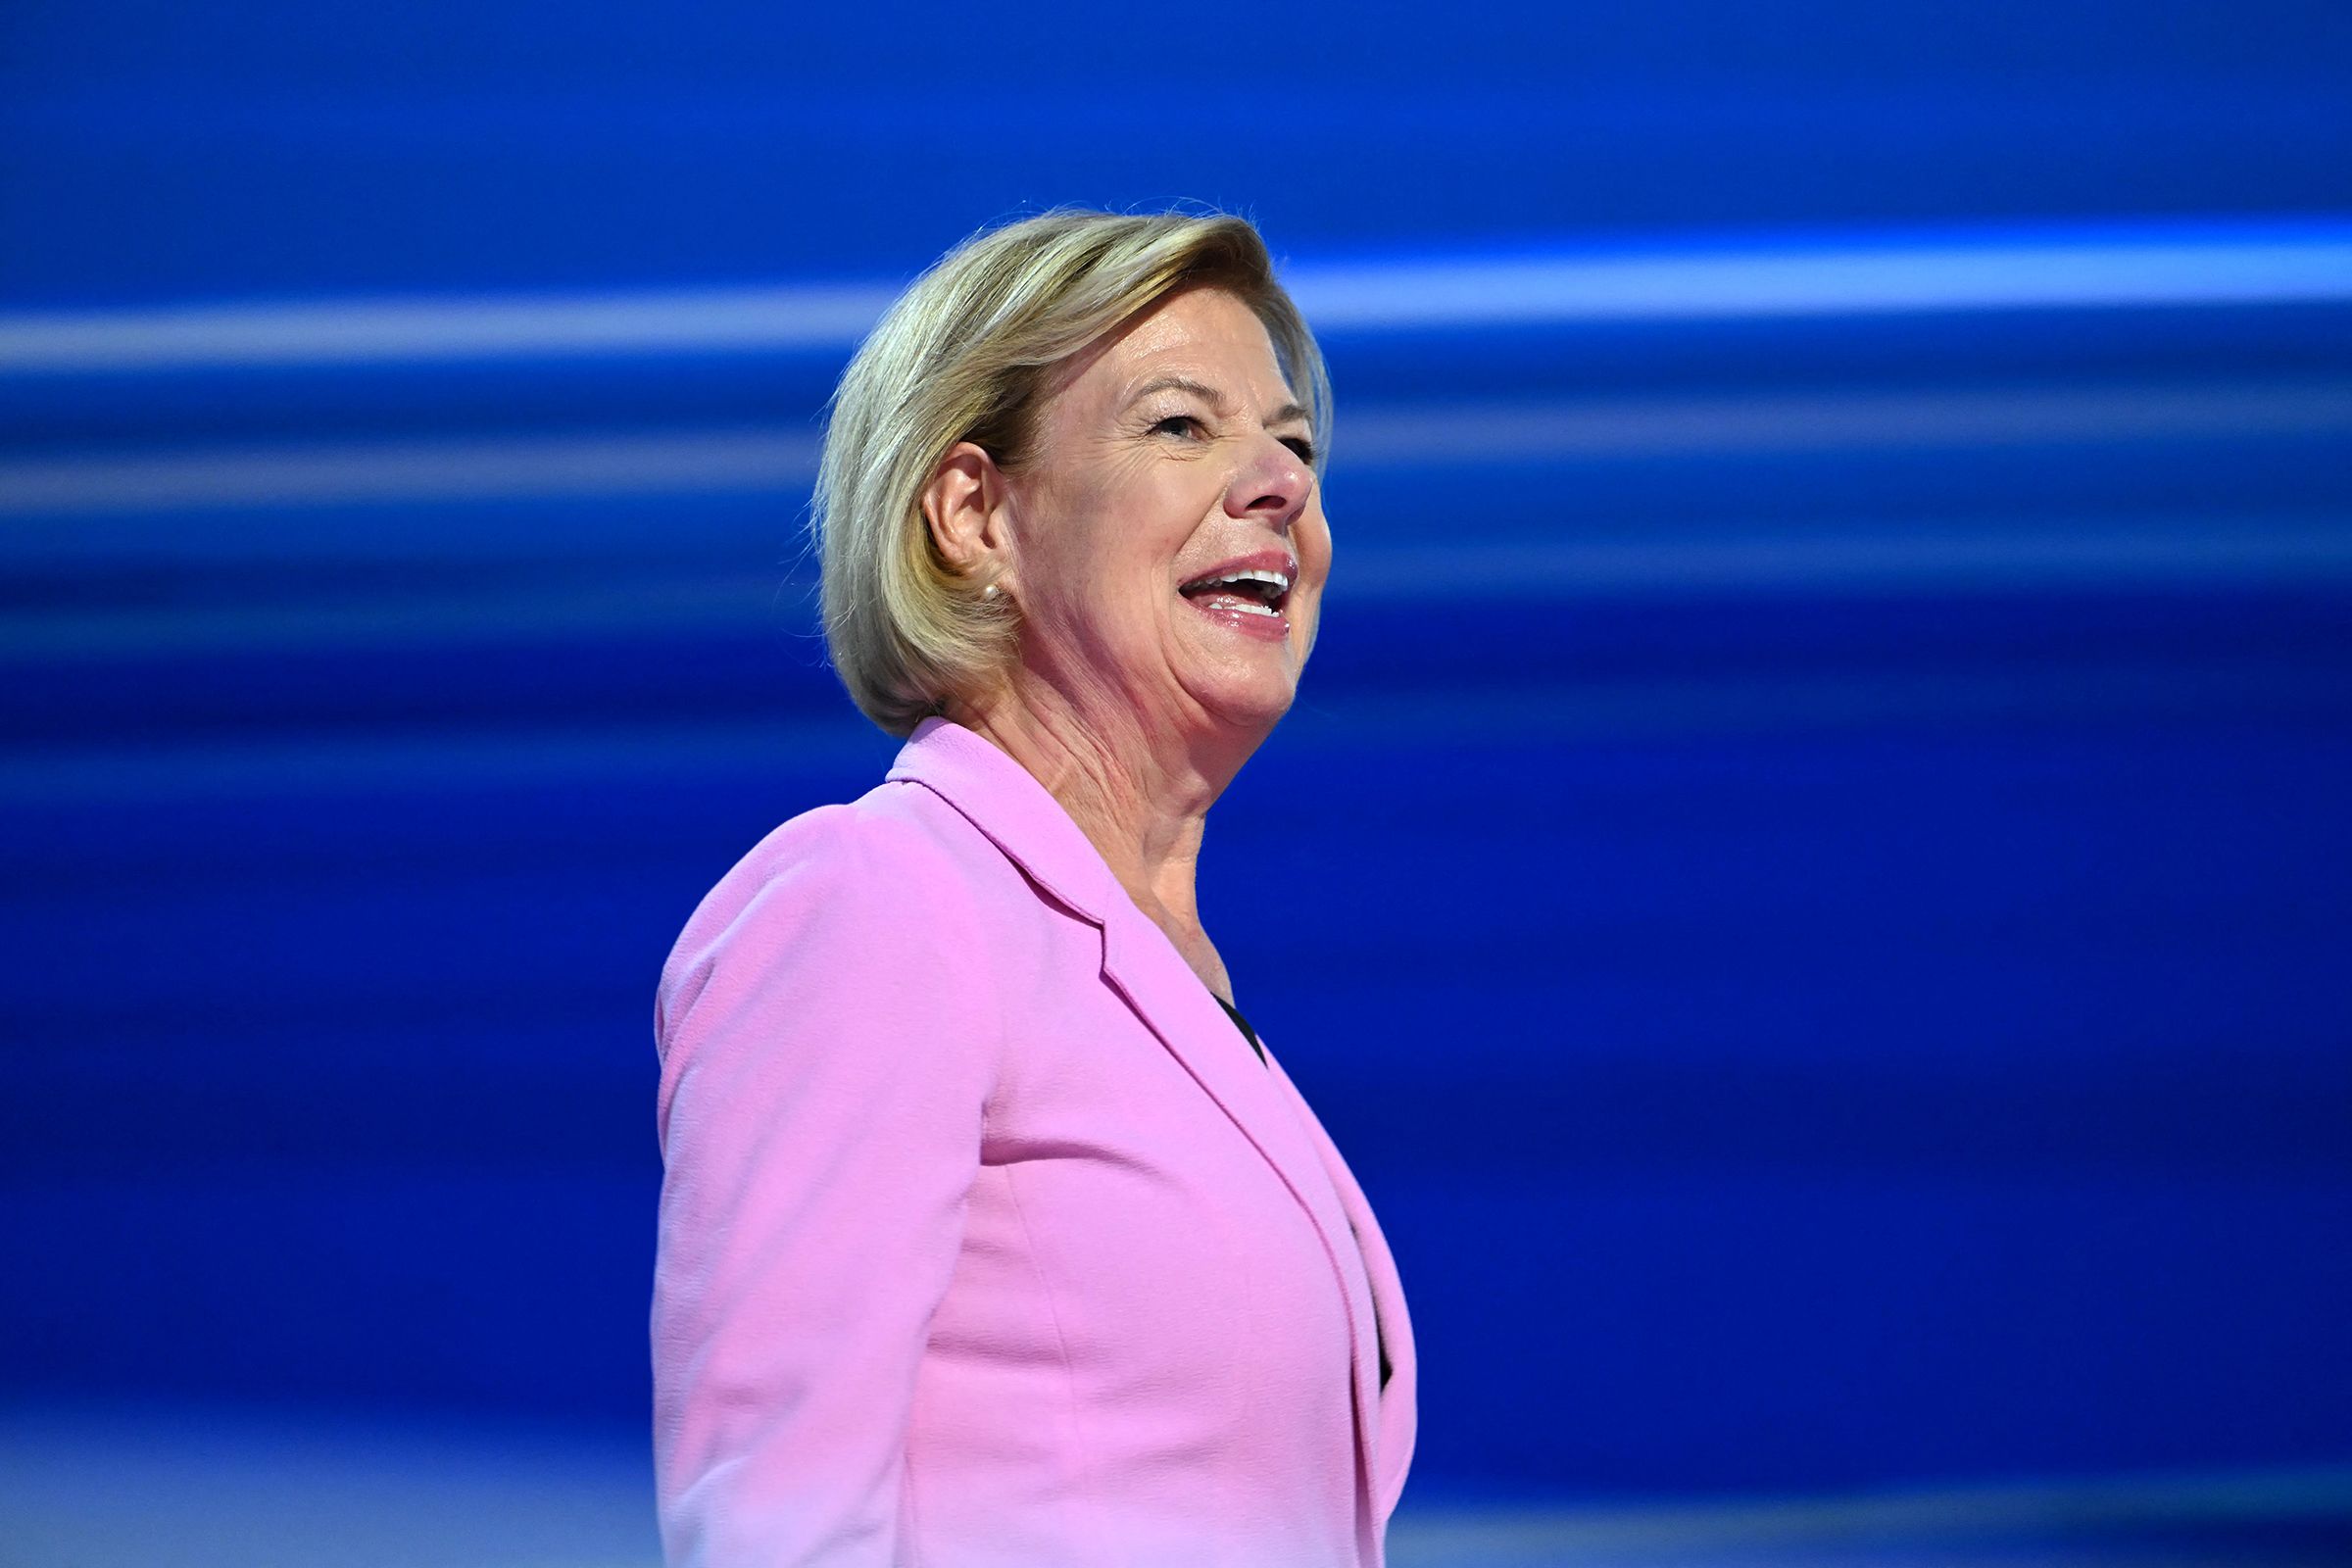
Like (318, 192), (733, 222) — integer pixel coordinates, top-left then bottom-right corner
(812, 208), (1332, 737)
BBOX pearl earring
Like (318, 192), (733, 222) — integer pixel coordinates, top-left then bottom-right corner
(982, 583), (1002, 601)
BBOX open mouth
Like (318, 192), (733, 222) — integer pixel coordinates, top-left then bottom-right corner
(1177, 565), (1293, 621)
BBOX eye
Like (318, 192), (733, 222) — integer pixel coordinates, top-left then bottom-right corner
(1281, 434), (1318, 466)
(1150, 414), (1207, 440)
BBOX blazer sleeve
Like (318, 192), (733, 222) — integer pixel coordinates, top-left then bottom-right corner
(651, 809), (1001, 1567)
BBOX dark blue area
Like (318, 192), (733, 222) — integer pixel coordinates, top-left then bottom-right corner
(3, 0), (2351, 1513)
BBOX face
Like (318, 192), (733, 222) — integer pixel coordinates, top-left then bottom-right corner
(993, 286), (1332, 745)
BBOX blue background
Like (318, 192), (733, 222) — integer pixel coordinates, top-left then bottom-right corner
(4, 0), (2349, 1542)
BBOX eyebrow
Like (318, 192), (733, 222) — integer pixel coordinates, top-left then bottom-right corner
(1127, 375), (1311, 430)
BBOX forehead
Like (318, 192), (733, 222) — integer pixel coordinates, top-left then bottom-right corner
(1063, 286), (1294, 407)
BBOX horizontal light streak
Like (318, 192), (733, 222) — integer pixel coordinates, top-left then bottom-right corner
(1294, 225), (2352, 331)
(1336, 379), (2352, 465)
(1338, 522), (2352, 598)
(1386, 1460), (2352, 1559)
(5, 381), (2343, 516)
(5, 222), (2350, 375)
(9, 518), (2348, 666)
(0, 284), (901, 374)
(6, 1402), (2341, 1568)
(0, 429), (819, 514)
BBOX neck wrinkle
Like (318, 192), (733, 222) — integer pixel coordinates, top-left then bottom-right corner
(952, 668), (1254, 940)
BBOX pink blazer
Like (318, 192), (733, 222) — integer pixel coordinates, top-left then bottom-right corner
(653, 716), (1416, 1567)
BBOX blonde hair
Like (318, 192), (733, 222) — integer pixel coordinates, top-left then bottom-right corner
(812, 208), (1331, 737)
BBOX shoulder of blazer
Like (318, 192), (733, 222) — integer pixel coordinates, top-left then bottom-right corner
(654, 783), (1021, 1075)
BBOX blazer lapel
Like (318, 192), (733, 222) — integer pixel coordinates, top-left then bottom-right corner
(1093, 906), (1388, 1502)
(887, 719), (1389, 1514)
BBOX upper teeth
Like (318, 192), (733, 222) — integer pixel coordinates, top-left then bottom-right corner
(1201, 567), (1291, 593)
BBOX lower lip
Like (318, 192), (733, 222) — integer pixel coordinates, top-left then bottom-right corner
(1183, 594), (1290, 642)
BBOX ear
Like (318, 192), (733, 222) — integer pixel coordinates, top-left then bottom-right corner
(920, 441), (1014, 586)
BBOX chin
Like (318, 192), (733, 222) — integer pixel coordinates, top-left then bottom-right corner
(1196, 674), (1298, 735)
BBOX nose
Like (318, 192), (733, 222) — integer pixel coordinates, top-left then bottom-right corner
(1222, 431), (1313, 528)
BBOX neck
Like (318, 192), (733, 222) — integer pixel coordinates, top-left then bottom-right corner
(953, 668), (1261, 936)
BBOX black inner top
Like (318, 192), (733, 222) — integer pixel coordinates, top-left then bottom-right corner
(1212, 993), (1394, 1394)
(1213, 994), (1269, 1065)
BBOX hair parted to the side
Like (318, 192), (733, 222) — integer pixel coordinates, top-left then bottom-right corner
(812, 207), (1332, 738)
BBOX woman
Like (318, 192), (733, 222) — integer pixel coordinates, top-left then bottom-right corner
(652, 209), (1415, 1568)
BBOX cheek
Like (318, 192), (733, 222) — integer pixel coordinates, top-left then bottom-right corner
(1039, 524), (1181, 654)
(1297, 518), (1334, 644)
(1301, 513), (1336, 590)
(1019, 481), (1142, 617)
(1014, 459), (1217, 653)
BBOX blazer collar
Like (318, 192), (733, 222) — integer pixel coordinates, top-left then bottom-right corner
(885, 716), (1124, 922)
(886, 717), (1400, 1530)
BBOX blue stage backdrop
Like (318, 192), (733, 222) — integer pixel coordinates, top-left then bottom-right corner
(3, 0), (2349, 1516)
